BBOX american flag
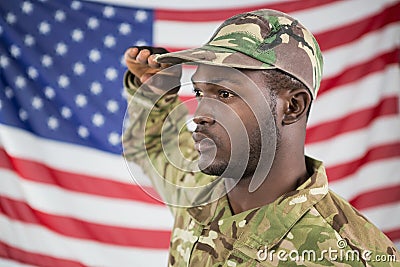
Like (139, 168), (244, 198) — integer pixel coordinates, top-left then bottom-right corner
(0, 0), (399, 266)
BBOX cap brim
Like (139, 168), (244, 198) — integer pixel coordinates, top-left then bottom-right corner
(156, 45), (275, 70)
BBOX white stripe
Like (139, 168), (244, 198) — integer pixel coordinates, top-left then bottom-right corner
(306, 115), (400, 167)
(83, 0), (293, 10)
(0, 214), (169, 267)
(153, 1), (396, 47)
(0, 124), (152, 186)
(0, 169), (173, 230)
(362, 202), (400, 232)
(323, 23), (400, 78)
(308, 65), (400, 128)
(0, 258), (37, 267)
(329, 158), (400, 200)
(155, 21), (219, 47)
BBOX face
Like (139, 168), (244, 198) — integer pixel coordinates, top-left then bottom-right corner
(191, 65), (277, 178)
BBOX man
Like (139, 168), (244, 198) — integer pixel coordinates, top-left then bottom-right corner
(123, 9), (399, 266)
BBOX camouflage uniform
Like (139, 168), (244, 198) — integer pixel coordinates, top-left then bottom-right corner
(123, 9), (400, 266)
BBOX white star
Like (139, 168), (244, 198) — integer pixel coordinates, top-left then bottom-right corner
(5, 87), (14, 98)
(0, 55), (9, 68)
(134, 40), (148, 46)
(38, 21), (51, 35)
(121, 88), (128, 99)
(32, 96), (43, 109)
(54, 10), (66, 22)
(27, 66), (38, 79)
(78, 126), (89, 138)
(71, 1), (82, 10)
(24, 34), (35, 46)
(88, 49), (101, 62)
(106, 100), (119, 113)
(10, 45), (21, 58)
(104, 35), (116, 48)
(105, 67), (118, 81)
(55, 42), (68, 56)
(120, 55), (126, 66)
(108, 132), (120, 146)
(71, 29), (84, 42)
(75, 94), (87, 107)
(118, 23), (131, 35)
(21, 1), (33, 14)
(19, 109), (28, 121)
(41, 54), (53, 67)
(58, 75), (70, 88)
(103, 6), (115, 18)
(6, 13), (17, 24)
(15, 76), (26, 89)
(135, 10), (148, 23)
(92, 113), (105, 127)
(73, 62), (85, 75)
(44, 86), (55, 99)
(48, 116), (59, 130)
(87, 17), (99, 30)
(61, 106), (72, 118)
(90, 81), (102, 95)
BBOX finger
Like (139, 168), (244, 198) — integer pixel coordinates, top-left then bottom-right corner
(136, 49), (151, 65)
(124, 47), (139, 63)
(148, 54), (161, 68)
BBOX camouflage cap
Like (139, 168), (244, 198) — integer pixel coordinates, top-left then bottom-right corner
(156, 9), (324, 98)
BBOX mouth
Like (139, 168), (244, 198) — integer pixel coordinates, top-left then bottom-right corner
(192, 132), (216, 153)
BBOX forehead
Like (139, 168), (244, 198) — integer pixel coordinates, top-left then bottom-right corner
(191, 64), (267, 92)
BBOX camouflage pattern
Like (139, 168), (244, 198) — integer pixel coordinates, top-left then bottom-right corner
(122, 72), (400, 266)
(156, 9), (324, 99)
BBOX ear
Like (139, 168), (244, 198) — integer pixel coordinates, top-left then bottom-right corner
(282, 88), (312, 125)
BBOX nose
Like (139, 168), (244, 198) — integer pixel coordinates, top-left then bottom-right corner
(193, 99), (215, 126)
(193, 114), (215, 125)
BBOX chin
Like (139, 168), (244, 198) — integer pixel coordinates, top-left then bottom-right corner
(198, 158), (227, 177)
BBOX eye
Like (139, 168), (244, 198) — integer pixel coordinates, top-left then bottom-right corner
(219, 90), (235, 99)
(193, 88), (203, 98)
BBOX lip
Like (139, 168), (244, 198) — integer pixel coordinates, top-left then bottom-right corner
(192, 132), (215, 152)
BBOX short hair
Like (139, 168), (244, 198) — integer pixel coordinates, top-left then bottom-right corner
(262, 69), (313, 119)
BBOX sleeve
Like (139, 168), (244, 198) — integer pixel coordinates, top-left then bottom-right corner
(122, 71), (217, 211)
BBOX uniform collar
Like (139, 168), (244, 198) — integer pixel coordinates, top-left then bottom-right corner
(187, 157), (329, 248)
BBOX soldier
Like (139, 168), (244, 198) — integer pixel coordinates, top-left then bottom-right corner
(123, 9), (399, 266)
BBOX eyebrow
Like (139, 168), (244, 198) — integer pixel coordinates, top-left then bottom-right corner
(191, 77), (237, 86)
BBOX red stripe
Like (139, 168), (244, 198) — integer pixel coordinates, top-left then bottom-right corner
(0, 196), (171, 249)
(326, 142), (400, 182)
(0, 148), (163, 205)
(0, 242), (84, 267)
(385, 228), (400, 243)
(179, 95), (197, 114)
(350, 186), (400, 210)
(316, 2), (400, 51)
(319, 50), (400, 96)
(155, 0), (337, 22)
(306, 97), (399, 144)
